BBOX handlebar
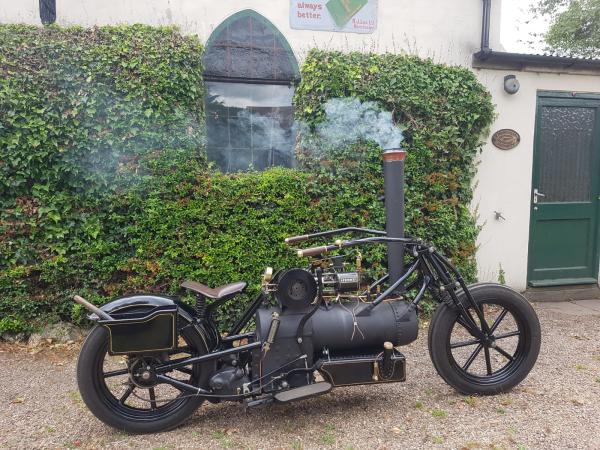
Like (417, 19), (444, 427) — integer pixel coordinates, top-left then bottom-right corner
(297, 245), (339, 258)
(285, 234), (309, 244)
(296, 236), (423, 258)
(285, 227), (386, 245)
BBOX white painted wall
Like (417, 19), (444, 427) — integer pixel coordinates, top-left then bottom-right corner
(473, 70), (600, 290)
(0, 0), (503, 66)
(0, 0), (38, 23)
(2, 0), (599, 290)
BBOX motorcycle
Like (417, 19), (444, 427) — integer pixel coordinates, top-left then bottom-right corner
(74, 227), (541, 433)
(74, 150), (540, 433)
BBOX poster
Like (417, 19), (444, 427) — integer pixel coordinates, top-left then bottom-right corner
(290, 0), (378, 34)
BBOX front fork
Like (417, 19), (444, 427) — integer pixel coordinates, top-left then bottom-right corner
(418, 248), (490, 340)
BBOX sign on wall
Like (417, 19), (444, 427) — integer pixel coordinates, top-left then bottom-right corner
(492, 129), (521, 150)
(290, 0), (378, 34)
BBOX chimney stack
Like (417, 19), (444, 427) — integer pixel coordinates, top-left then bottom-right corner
(383, 149), (407, 287)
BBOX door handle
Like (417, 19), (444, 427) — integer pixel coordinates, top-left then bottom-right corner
(533, 188), (546, 204)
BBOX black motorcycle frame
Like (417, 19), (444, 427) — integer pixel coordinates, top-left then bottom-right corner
(142, 227), (492, 400)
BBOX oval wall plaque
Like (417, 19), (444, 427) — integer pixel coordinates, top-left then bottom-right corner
(492, 129), (520, 150)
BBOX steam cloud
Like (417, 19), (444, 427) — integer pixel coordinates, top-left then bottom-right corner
(311, 98), (405, 150)
(205, 84), (406, 170)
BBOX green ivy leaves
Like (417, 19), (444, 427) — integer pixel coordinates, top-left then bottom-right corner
(0, 24), (206, 331)
(294, 50), (495, 284)
(0, 29), (494, 334)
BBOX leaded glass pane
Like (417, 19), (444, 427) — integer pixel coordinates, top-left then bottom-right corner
(205, 82), (295, 171)
(538, 106), (595, 203)
(204, 12), (298, 172)
(204, 14), (297, 81)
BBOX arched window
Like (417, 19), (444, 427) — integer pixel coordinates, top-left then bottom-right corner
(204, 10), (299, 172)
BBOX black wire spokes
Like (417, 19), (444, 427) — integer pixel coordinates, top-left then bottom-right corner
(103, 368), (129, 378)
(450, 338), (481, 349)
(101, 335), (196, 412)
(119, 384), (134, 404)
(450, 303), (522, 378)
(461, 343), (483, 371)
(148, 388), (157, 410)
(490, 308), (509, 333)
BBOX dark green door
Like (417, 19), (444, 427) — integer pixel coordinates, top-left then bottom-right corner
(528, 92), (600, 287)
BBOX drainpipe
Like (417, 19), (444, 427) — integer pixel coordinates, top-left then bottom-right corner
(479, 0), (492, 59)
(39, 0), (56, 25)
(383, 149), (407, 288)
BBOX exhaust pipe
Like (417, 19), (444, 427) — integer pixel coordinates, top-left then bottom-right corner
(383, 149), (407, 289)
(73, 295), (113, 321)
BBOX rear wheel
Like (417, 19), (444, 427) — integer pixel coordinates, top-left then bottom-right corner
(428, 284), (541, 395)
(77, 312), (211, 433)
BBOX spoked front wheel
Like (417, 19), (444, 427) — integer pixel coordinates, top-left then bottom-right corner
(428, 283), (541, 395)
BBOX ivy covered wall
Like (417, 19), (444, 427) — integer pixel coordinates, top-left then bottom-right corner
(0, 25), (494, 333)
(294, 50), (496, 286)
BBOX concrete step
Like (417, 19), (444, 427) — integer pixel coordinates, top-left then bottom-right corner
(524, 284), (600, 303)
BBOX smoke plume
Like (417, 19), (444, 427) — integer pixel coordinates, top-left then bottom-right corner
(311, 98), (405, 150)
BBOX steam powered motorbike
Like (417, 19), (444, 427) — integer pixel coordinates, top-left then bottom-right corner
(74, 228), (541, 433)
(74, 148), (540, 433)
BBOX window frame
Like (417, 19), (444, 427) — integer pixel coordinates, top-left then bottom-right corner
(203, 10), (300, 172)
(203, 10), (299, 84)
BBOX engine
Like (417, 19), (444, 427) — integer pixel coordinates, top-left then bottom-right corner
(252, 265), (419, 390)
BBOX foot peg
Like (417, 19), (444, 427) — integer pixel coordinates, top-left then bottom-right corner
(273, 382), (332, 404)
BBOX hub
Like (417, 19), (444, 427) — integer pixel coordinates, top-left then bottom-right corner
(483, 335), (497, 348)
(129, 356), (160, 388)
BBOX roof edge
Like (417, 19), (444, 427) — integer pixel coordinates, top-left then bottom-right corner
(472, 51), (600, 76)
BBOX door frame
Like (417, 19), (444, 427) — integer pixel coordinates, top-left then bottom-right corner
(527, 90), (600, 287)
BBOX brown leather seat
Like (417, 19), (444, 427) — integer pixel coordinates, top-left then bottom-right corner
(181, 280), (246, 299)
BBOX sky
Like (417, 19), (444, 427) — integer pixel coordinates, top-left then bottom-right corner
(501, 0), (549, 53)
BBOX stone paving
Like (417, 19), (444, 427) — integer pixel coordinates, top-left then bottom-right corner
(535, 299), (600, 316)
(1, 300), (599, 449)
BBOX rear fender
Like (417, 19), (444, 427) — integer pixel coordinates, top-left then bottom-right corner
(91, 294), (218, 351)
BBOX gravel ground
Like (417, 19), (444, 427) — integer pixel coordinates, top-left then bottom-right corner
(1, 303), (599, 450)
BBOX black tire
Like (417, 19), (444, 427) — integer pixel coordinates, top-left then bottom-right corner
(77, 313), (211, 433)
(428, 283), (541, 395)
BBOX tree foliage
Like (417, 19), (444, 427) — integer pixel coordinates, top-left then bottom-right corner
(534, 0), (600, 57)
